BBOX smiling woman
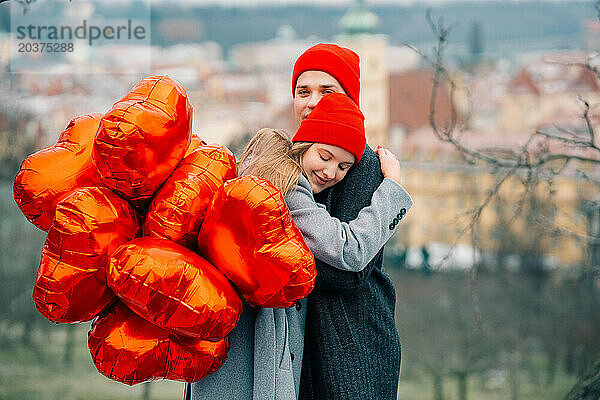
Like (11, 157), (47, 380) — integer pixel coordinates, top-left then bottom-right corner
(238, 93), (366, 196)
(290, 93), (366, 193)
(301, 143), (354, 193)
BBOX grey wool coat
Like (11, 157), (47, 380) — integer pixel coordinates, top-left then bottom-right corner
(299, 145), (406, 400)
(188, 147), (411, 400)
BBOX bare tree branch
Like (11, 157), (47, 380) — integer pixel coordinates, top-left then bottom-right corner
(580, 95), (599, 149)
(423, 8), (600, 179)
(417, 7), (600, 398)
(435, 152), (528, 269)
(536, 124), (598, 148)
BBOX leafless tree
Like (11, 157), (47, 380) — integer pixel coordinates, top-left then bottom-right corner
(419, 7), (600, 399)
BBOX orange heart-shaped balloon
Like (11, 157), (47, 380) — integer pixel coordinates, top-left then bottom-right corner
(13, 113), (103, 231)
(107, 237), (242, 340)
(33, 186), (139, 323)
(143, 144), (237, 248)
(197, 175), (316, 308)
(89, 303), (229, 385)
(93, 75), (192, 207)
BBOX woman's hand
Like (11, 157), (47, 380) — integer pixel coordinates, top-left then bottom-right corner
(376, 146), (402, 185)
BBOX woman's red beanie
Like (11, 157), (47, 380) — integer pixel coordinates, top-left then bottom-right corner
(292, 43), (361, 107)
(292, 93), (366, 163)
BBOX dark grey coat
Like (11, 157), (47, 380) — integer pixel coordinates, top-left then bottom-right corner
(299, 145), (403, 400)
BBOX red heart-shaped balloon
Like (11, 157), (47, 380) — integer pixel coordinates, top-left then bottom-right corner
(143, 144), (237, 248)
(33, 186), (139, 323)
(13, 113), (103, 231)
(197, 175), (316, 308)
(107, 237), (242, 340)
(89, 303), (230, 385)
(93, 76), (192, 207)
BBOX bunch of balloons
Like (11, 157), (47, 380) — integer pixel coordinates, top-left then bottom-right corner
(13, 76), (316, 385)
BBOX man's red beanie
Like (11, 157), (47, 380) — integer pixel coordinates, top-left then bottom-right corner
(293, 93), (366, 163)
(292, 43), (361, 107)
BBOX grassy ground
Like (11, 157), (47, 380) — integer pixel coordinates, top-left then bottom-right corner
(0, 323), (578, 400)
(0, 324), (183, 400)
(397, 368), (576, 400)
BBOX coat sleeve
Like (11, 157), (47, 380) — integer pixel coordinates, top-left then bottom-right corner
(311, 145), (390, 293)
(286, 175), (412, 272)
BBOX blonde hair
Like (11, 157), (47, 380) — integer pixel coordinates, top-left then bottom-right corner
(238, 128), (313, 196)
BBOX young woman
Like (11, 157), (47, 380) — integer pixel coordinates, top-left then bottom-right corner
(188, 93), (412, 400)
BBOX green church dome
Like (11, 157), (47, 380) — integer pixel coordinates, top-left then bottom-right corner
(340, 0), (380, 36)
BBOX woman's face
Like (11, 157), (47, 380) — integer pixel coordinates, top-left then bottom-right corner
(294, 71), (345, 125)
(301, 143), (355, 193)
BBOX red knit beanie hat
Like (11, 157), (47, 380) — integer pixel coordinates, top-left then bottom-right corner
(293, 93), (366, 163)
(292, 43), (361, 107)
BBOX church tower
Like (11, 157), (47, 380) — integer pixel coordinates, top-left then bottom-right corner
(338, 0), (389, 147)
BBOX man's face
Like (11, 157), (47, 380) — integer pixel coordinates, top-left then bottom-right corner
(293, 71), (346, 125)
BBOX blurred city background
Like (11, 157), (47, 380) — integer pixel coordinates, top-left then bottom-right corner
(1, 0), (599, 399)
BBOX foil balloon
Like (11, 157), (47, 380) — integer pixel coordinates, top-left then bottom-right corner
(93, 75), (192, 207)
(185, 133), (206, 157)
(13, 113), (103, 231)
(89, 303), (230, 385)
(143, 144), (237, 248)
(197, 175), (316, 308)
(107, 237), (242, 340)
(33, 186), (139, 323)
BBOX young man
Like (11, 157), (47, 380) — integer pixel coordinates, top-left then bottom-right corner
(291, 43), (402, 400)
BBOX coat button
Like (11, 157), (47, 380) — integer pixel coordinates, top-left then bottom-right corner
(389, 223), (394, 230)
(393, 217), (399, 225)
(295, 301), (302, 311)
(291, 353), (295, 361)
